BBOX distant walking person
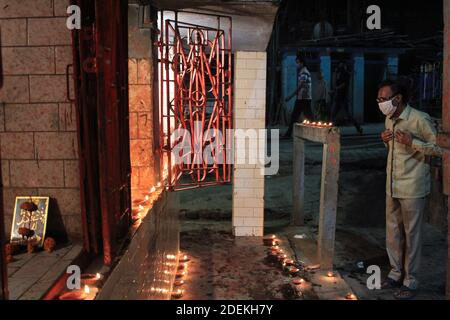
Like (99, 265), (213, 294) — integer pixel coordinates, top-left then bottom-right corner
(315, 71), (329, 121)
(330, 62), (363, 134)
(283, 55), (313, 138)
(378, 78), (442, 299)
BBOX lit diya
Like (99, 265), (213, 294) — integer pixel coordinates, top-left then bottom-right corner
(278, 253), (287, 261)
(176, 270), (187, 278)
(171, 289), (184, 299)
(292, 278), (305, 285)
(263, 234), (277, 246)
(345, 293), (357, 300)
(81, 273), (102, 286)
(59, 285), (90, 300)
(179, 254), (190, 263)
(174, 279), (185, 287)
(327, 271), (334, 278)
(285, 259), (294, 266)
(288, 267), (300, 275)
(177, 263), (188, 271)
(270, 245), (280, 253)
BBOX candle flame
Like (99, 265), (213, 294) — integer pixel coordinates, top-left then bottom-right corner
(150, 186), (156, 193)
(157, 182), (162, 187)
(327, 271), (334, 277)
(96, 273), (101, 280)
(84, 285), (90, 294)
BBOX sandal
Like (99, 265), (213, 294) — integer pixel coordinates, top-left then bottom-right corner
(393, 286), (417, 300)
(381, 277), (402, 289)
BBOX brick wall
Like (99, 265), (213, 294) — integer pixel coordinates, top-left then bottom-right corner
(128, 58), (156, 200)
(0, 0), (81, 241)
(128, 3), (157, 202)
(232, 51), (266, 237)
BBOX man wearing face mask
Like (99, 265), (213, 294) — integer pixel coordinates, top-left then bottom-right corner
(378, 79), (442, 299)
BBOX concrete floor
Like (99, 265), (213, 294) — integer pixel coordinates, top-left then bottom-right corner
(178, 225), (309, 300)
(177, 124), (448, 300)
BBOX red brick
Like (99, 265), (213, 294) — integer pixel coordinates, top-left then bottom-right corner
(59, 103), (77, 131)
(38, 188), (80, 215)
(28, 18), (71, 45)
(10, 160), (64, 187)
(54, 0), (70, 17)
(34, 132), (78, 159)
(64, 160), (79, 188)
(0, 103), (4, 131)
(2, 160), (10, 187)
(61, 215), (83, 240)
(30, 75), (68, 103)
(138, 166), (154, 188)
(138, 112), (153, 139)
(1, 47), (55, 75)
(0, 76), (29, 103)
(0, 132), (34, 159)
(129, 85), (151, 112)
(4, 104), (59, 131)
(0, 0), (53, 18)
(129, 59), (138, 85)
(131, 167), (139, 189)
(137, 59), (152, 85)
(130, 139), (151, 166)
(129, 112), (138, 139)
(55, 46), (73, 74)
(0, 19), (27, 46)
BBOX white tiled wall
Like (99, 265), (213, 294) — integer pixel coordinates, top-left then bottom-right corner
(232, 51), (266, 237)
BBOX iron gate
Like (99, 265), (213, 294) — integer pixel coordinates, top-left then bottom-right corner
(158, 11), (232, 190)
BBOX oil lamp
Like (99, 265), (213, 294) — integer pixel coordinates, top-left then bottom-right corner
(171, 289), (184, 299)
(345, 293), (357, 300)
(81, 273), (102, 286)
(179, 254), (190, 263)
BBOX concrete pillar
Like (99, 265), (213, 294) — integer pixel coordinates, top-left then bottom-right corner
(232, 51), (266, 237)
(292, 124), (341, 269)
(384, 53), (399, 80)
(320, 53), (332, 92)
(292, 136), (305, 226)
(440, 0), (450, 300)
(317, 132), (340, 270)
(281, 53), (297, 114)
(128, 3), (157, 201)
(352, 53), (365, 124)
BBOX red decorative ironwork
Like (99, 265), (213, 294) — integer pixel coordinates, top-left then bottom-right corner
(159, 11), (232, 190)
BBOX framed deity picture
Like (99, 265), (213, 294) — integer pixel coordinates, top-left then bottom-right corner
(10, 196), (50, 247)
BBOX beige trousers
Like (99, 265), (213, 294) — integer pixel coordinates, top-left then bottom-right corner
(386, 195), (426, 290)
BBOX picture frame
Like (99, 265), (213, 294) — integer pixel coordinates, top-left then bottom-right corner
(10, 196), (50, 247)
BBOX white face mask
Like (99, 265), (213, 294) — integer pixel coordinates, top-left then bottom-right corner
(378, 99), (397, 116)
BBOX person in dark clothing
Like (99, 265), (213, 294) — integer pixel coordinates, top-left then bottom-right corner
(283, 55), (313, 138)
(330, 62), (363, 134)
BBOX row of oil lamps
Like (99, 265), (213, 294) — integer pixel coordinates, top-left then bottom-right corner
(302, 120), (334, 127)
(263, 234), (357, 300)
(149, 253), (190, 299)
(58, 273), (102, 300)
(132, 182), (164, 221)
(172, 253), (190, 299)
